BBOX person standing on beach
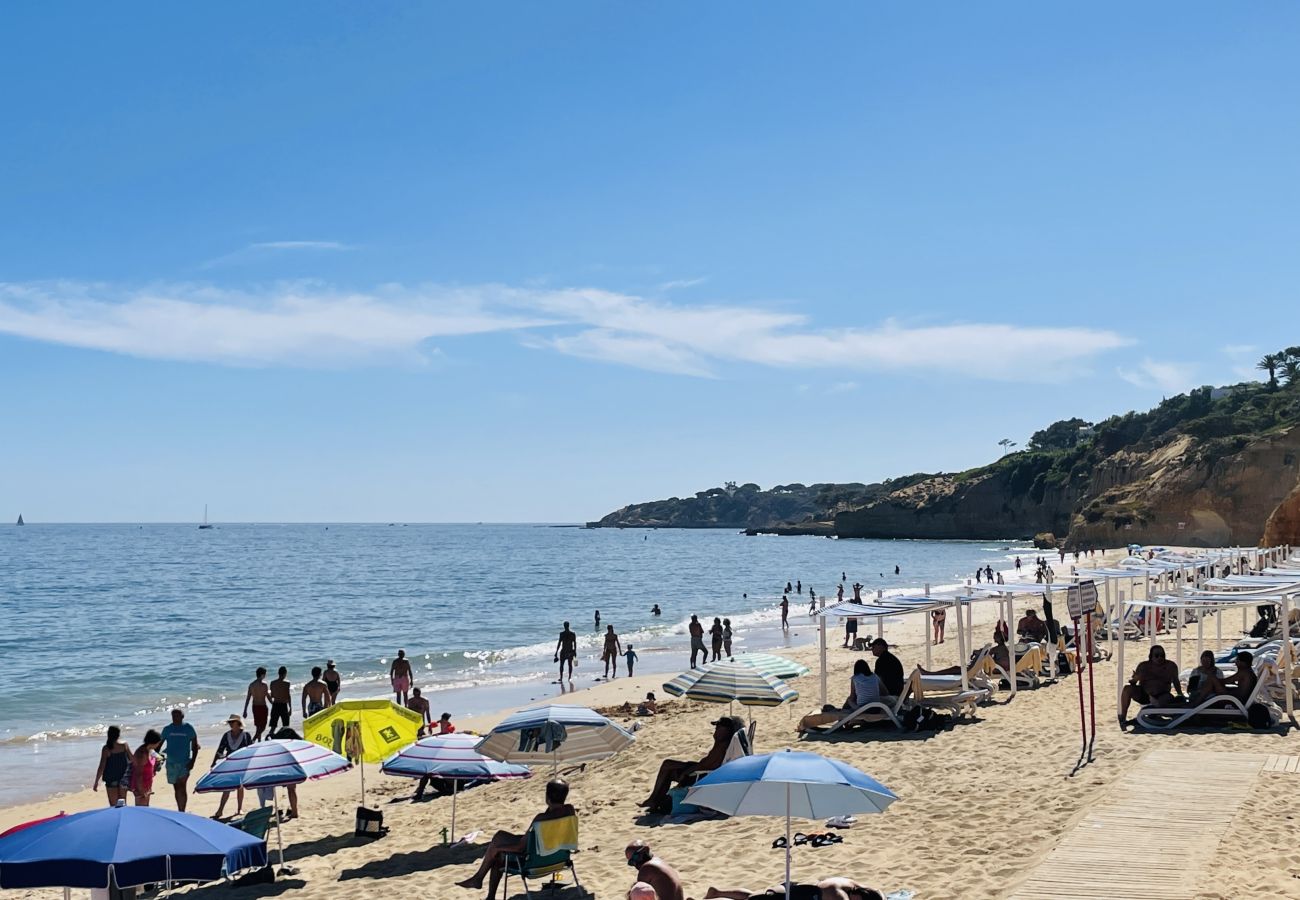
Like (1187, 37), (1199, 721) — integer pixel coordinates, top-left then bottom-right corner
(931, 607), (947, 644)
(269, 667), (292, 733)
(688, 615), (706, 668)
(602, 624), (623, 679)
(212, 714), (253, 819)
(836, 583), (844, 602)
(130, 729), (163, 806)
(243, 667), (271, 741)
(406, 687), (432, 732)
(302, 667), (330, 719)
(322, 660), (341, 705)
(93, 725), (132, 807)
(796, 580), (802, 594)
(624, 643), (639, 676)
(780, 594), (789, 630)
(555, 622), (578, 682)
(390, 649), (413, 706)
(1015, 556), (1022, 572)
(852, 582), (862, 602)
(809, 587), (816, 604)
(722, 618), (733, 657)
(159, 708), (199, 812)
(709, 617), (724, 661)
(843, 615), (858, 648)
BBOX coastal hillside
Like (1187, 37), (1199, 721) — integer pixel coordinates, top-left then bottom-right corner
(596, 347), (1300, 546)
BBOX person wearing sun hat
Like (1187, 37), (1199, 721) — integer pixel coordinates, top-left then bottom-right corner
(211, 713), (253, 819)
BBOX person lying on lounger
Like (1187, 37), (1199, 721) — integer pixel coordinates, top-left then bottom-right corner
(700, 877), (884, 900)
(1188, 650), (1226, 703)
(797, 660), (883, 732)
(1220, 651), (1258, 703)
(639, 715), (744, 812)
(1118, 644), (1183, 727)
(455, 778), (574, 900)
(920, 633), (1010, 677)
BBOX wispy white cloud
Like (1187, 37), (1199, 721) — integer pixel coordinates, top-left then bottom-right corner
(0, 279), (1132, 380)
(1116, 358), (1198, 393)
(201, 241), (354, 270)
(658, 276), (709, 292)
(827, 381), (859, 393)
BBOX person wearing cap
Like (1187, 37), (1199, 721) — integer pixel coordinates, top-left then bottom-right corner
(868, 638), (905, 699)
(211, 713), (252, 819)
(638, 715), (744, 812)
(625, 840), (685, 900)
(322, 660), (341, 705)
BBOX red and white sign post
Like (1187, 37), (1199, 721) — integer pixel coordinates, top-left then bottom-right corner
(1068, 580), (1099, 773)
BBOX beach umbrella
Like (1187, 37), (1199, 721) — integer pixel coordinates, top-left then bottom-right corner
(0, 804), (266, 892)
(302, 699), (424, 804)
(729, 652), (810, 680)
(662, 659), (798, 713)
(195, 739), (350, 871)
(381, 733), (531, 839)
(684, 749), (897, 900)
(0, 813), (64, 839)
(475, 704), (635, 774)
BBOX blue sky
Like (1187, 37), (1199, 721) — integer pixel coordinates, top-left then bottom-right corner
(3, 3), (1298, 522)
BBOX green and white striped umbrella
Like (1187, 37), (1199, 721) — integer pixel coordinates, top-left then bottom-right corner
(663, 660), (798, 708)
(729, 652), (810, 680)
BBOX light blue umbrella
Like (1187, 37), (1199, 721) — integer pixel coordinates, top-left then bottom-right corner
(475, 705), (634, 773)
(381, 733), (531, 838)
(684, 750), (897, 900)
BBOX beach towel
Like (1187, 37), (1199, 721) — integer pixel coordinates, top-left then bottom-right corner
(519, 721), (567, 754)
(534, 815), (578, 856)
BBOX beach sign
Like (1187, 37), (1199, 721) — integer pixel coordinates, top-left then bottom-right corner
(1066, 580), (1097, 620)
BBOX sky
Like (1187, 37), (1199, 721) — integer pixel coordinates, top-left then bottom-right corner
(3, 3), (1299, 523)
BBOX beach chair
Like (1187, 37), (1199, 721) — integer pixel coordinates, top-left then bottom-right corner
(231, 806), (275, 840)
(501, 814), (585, 900)
(805, 692), (912, 735)
(988, 644), (1046, 690)
(1134, 662), (1280, 731)
(1098, 605), (1143, 641)
(904, 667), (990, 719)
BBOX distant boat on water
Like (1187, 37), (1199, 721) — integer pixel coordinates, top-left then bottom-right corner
(199, 505), (213, 530)
(16, 514), (23, 526)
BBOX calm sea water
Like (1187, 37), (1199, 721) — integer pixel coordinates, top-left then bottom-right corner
(0, 523), (1030, 805)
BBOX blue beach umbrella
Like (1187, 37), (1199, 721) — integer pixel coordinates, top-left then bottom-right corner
(475, 705), (635, 773)
(0, 804), (267, 891)
(663, 659), (799, 712)
(684, 750), (897, 900)
(382, 733), (531, 838)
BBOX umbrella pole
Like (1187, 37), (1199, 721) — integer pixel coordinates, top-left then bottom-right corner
(63, 889), (70, 900)
(784, 783), (792, 900)
(451, 780), (458, 842)
(274, 786), (286, 873)
(360, 758), (366, 808)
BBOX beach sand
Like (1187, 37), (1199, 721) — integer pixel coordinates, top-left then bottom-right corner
(4, 554), (1297, 899)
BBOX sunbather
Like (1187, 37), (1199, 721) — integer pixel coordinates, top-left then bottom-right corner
(797, 660), (883, 733)
(1119, 644), (1183, 727)
(922, 633), (1009, 677)
(455, 779), (574, 900)
(700, 877), (884, 900)
(639, 716), (744, 812)
(626, 840), (686, 900)
(1221, 651), (1258, 703)
(1188, 650), (1225, 703)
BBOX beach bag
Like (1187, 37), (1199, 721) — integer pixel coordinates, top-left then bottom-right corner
(1248, 703), (1272, 729)
(355, 805), (387, 838)
(1056, 653), (1072, 675)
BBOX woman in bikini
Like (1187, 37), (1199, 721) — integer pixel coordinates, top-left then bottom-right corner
(93, 725), (133, 807)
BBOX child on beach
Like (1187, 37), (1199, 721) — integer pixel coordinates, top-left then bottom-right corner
(130, 729), (163, 806)
(624, 644), (639, 676)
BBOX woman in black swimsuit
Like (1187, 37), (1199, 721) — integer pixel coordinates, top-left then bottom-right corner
(94, 725), (132, 807)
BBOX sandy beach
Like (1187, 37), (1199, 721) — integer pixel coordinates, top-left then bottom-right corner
(4, 551), (1297, 900)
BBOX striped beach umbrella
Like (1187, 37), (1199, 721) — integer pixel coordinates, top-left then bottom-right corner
(381, 733), (531, 838)
(663, 660), (798, 711)
(730, 652), (810, 680)
(475, 705), (635, 773)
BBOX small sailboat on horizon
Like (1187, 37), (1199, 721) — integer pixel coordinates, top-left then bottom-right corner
(199, 505), (213, 530)
(16, 514), (23, 526)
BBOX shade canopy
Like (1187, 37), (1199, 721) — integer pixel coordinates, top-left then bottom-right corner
(475, 704), (634, 766)
(0, 806), (266, 889)
(381, 733), (532, 781)
(663, 660), (798, 707)
(302, 699), (424, 764)
(194, 739), (351, 792)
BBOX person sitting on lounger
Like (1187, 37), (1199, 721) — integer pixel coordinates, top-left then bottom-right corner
(1220, 651), (1258, 704)
(797, 660), (882, 732)
(1016, 609), (1047, 642)
(639, 715), (744, 812)
(868, 638), (905, 698)
(1119, 645), (1184, 727)
(700, 877), (884, 900)
(921, 632), (1009, 679)
(455, 778), (575, 900)
(1188, 650), (1225, 703)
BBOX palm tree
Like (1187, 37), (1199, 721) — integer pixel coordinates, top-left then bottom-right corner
(1281, 358), (1300, 387)
(1258, 353), (1284, 389)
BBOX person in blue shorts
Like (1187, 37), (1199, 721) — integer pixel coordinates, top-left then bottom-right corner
(160, 708), (200, 812)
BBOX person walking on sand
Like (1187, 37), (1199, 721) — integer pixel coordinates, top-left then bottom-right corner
(212, 714), (253, 819)
(93, 725), (132, 807)
(624, 644), (639, 677)
(390, 649), (413, 706)
(602, 624), (623, 679)
(722, 618), (733, 657)
(302, 666), (330, 719)
(322, 660), (341, 705)
(709, 617), (724, 661)
(689, 615), (706, 668)
(780, 594), (789, 630)
(130, 729), (163, 806)
(555, 622), (578, 682)
(243, 667), (271, 741)
(268, 667), (292, 733)
(932, 607), (947, 644)
(160, 708), (200, 812)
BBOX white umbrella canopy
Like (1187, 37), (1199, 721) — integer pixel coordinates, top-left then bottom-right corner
(663, 660), (798, 710)
(474, 704), (634, 772)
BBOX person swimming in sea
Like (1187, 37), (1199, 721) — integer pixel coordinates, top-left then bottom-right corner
(651, 603), (661, 616)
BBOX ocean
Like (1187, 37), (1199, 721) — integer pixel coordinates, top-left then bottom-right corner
(0, 523), (1034, 806)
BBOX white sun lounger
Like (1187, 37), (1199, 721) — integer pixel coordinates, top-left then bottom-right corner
(1134, 662), (1280, 730)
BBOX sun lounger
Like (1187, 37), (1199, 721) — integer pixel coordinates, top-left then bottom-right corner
(987, 644), (1046, 690)
(1134, 662), (1280, 730)
(904, 667), (990, 718)
(801, 692), (912, 735)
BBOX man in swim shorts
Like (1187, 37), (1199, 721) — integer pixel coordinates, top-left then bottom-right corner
(269, 667), (292, 732)
(159, 708), (200, 812)
(243, 667), (271, 741)
(625, 840), (685, 900)
(390, 649), (412, 705)
(302, 666), (331, 718)
(555, 621), (578, 682)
